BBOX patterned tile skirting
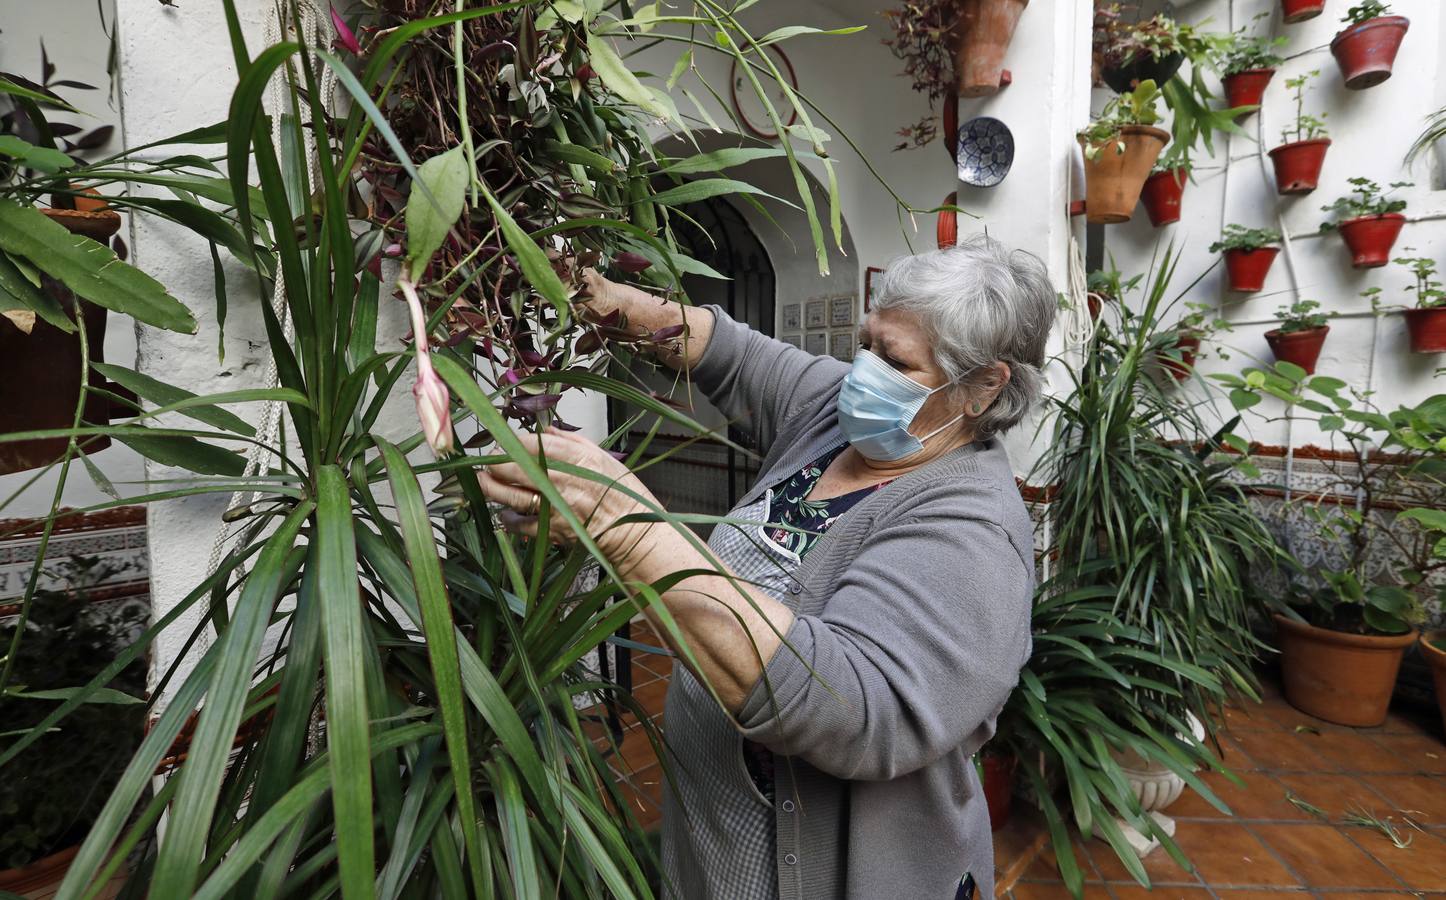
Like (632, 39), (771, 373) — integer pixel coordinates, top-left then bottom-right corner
(0, 506), (149, 609)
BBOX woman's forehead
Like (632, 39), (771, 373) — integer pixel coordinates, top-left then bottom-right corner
(862, 307), (925, 344)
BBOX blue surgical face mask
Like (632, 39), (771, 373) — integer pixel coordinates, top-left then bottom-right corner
(837, 349), (963, 461)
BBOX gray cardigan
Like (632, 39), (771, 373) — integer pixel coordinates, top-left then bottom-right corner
(684, 306), (1036, 900)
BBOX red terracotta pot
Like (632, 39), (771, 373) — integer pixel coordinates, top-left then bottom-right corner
(1268, 138), (1331, 195)
(1163, 330), (1201, 381)
(1140, 167), (1187, 227)
(1422, 632), (1446, 742)
(981, 752), (1016, 832)
(954, 0), (1029, 98)
(1223, 69), (1274, 115)
(1266, 325), (1329, 374)
(1223, 247), (1280, 292)
(1280, 0), (1325, 24)
(943, 88), (960, 159)
(1331, 16), (1410, 90)
(1404, 307), (1446, 353)
(1337, 213), (1405, 268)
(1275, 614), (1417, 727)
(937, 191), (958, 249)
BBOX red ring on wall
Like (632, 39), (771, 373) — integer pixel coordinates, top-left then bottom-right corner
(729, 46), (800, 141)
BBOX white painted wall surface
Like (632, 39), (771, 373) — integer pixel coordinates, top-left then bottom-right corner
(1102, 0), (1445, 450)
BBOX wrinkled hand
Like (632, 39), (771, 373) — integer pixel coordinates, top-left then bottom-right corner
(575, 267), (624, 321)
(477, 427), (662, 568)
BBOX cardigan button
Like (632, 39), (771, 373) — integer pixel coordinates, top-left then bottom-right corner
(781, 799), (796, 812)
(784, 853), (798, 866)
(789, 581), (802, 595)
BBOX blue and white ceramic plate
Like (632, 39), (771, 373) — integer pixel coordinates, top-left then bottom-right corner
(955, 117), (1014, 188)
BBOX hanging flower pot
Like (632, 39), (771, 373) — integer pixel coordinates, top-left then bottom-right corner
(954, 0), (1029, 98)
(1337, 213), (1406, 268)
(1140, 167), (1187, 227)
(1162, 329), (1201, 381)
(1222, 68), (1275, 114)
(1101, 52), (1184, 94)
(1281, 0), (1326, 23)
(1223, 247), (1280, 292)
(1268, 138), (1331, 194)
(1404, 308), (1446, 353)
(1331, 16), (1410, 90)
(937, 192), (958, 249)
(1079, 126), (1171, 224)
(942, 88), (960, 159)
(1266, 325), (1330, 374)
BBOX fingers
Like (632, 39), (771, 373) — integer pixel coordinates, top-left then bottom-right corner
(478, 467), (542, 514)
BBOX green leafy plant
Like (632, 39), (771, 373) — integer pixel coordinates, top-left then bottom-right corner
(1211, 25), (1286, 75)
(1093, 5), (1215, 72)
(1210, 224), (1282, 253)
(1343, 1), (1392, 25)
(1281, 71), (1328, 144)
(0, 2), (887, 896)
(1395, 253), (1446, 309)
(882, 0), (959, 149)
(1078, 79), (1162, 160)
(1274, 298), (1329, 333)
(1010, 245), (1287, 895)
(1319, 178), (1411, 231)
(0, 556), (145, 870)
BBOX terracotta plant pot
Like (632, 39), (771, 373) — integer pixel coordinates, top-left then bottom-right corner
(1163, 329), (1201, 381)
(1274, 614), (1417, 727)
(1265, 325), (1329, 374)
(1268, 138), (1331, 194)
(1331, 16), (1410, 90)
(1421, 631), (1446, 740)
(937, 191), (958, 250)
(1222, 247), (1280, 292)
(1281, 0), (1325, 24)
(1222, 68), (1275, 115)
(1079, 125), (1171, 225)
(0, 205), (124, 475)
(943, 88), (960, 159)
(1403, 307), (1446, 353)
(954, 0), (1029, 98)
(1336, 213), (1405, 268)
(1140, 167), (1187, 227)
(0, 843), (127, 898)
(1102, 52), (1185, 94)
(980, 752), (1016, 832)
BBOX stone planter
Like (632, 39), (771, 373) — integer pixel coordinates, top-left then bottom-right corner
(1109, 714), (1206, 812)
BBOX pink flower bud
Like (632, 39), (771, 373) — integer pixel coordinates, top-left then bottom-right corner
(413, 364), (455, 456)
(330, 5), (362, 55)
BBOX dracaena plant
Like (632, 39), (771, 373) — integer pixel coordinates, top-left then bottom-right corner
(0, 2), (880, 897)
(1015, 245), (1288, 897)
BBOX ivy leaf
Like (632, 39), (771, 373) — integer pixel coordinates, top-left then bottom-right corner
(404, 145), (469, 283)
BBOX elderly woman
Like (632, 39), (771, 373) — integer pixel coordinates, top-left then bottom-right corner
(478, 234), (1054, 899)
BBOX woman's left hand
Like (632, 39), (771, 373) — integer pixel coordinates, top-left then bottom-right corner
(477, 427), (662, 567)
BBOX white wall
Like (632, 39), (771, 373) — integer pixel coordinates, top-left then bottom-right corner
(1102, 0), (1446, 449)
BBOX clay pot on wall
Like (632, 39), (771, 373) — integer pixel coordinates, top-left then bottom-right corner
(1222, 68), (1275, 114)
(0, 204), (125, 475)
(1403, 308), (1446, 353)
(1336, 213), (1406, 268)
(1101, 52), (1184, 94)
(954, 0), (1028, 98)
(1140, 167), (1187, 227)
(1280, 0), (1325, 23)
(1273, 614), (1416, 728)
(1265, 326), (1330, 374)
(1268, 138), (1331, 194)
(1422, 632), (1446, 740)
(1222, 247), (1280, 293)
(1079, 126), (1171, 224)
(1331, 16), (1410, 90)
(1162, 329), (1201, 382)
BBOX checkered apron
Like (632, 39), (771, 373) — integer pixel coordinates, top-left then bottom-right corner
(660, 488), (801, 899)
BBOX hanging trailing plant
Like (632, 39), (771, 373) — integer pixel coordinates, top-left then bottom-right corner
(883, 0), (960, 149)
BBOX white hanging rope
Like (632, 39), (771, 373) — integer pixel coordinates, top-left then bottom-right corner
(1061, 139), (1096, 350)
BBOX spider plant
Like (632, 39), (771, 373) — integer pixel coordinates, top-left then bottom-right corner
(0, 2), (878, 896)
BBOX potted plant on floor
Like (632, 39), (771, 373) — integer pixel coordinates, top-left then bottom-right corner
(1212, 25), (1286, 116)
(0, 558), (145, 896)
(1079, 79), (1171, 224)
(1269, 70), (1331, 194)
(1216, 375), (1443, 728)
(1424, 630), (1446, 738)
(1320, 178), (1411, 268)
(1331, 2), (1410, 90)
(1211, 224), (1282, 292)
(1281, 0), (1327, 25)
(1393, 253), (1446, 353)
(1265, 298), (1331, 374)
(1140, 151), (1191, 227)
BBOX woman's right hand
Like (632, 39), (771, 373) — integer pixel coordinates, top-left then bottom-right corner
(576, 267), (624, 321)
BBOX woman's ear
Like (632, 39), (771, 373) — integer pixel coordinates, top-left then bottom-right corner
(968, 362), (1012, 416)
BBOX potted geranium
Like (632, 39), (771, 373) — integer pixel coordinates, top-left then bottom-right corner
(1265, 299), (1330, 374)
(1269, 71), (1330, 194)
(1319, 178), (1410, 268)
(1212, 26), (1286, 116)
(1078, 79), (1171, 224)
(1281, 0), (1326, 24)
(1140, 151), (1190, 227)
(1394, 253), (1446, 353)
(1331, 2), (1410, 90)
(1211, 224), (1282, 292)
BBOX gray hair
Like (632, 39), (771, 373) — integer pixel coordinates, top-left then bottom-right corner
(872, 234), (1054, 440)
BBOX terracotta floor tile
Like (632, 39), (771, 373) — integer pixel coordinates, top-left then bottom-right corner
(1087, 830), (1200, 885)
(1108, 887), (1212, 900)
(1144, 821), (1301, 888)
(1229, 728), (1336, 773)
(1020, 837), (1096, 882)
(615, 723), (664, 772)
(1225, 698), (1284, 732)
(1376, 706), (1439, 736)
(1168, 769), (1311, 821)
(1249, 823), (1403, 890)
(612, 762), (664, 830)
(1346, 826), (1446, 892)
(1271, 773), (1393, 821)
(1360, 774), (1446, 825)
(624, 677), (669, 724)
(1303, 731), (1412, 775)
(1260, 693), (1354, 734)
(1210, 892), (1312, 899)
(994, 812), (1051, 876)
(1364, 734), (1446, 775)
(1009, 881), (1111, 900)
